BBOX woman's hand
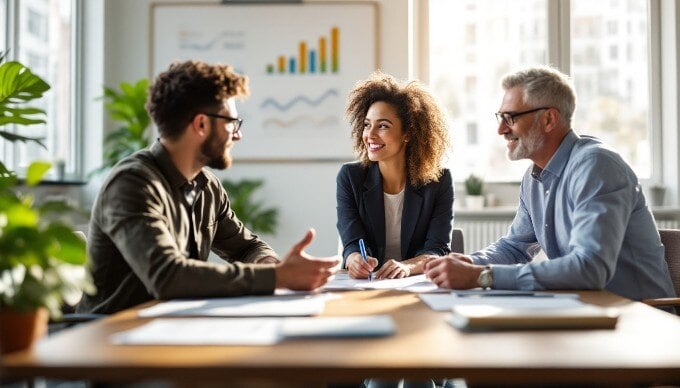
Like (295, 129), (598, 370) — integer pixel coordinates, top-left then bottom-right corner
(374, 259), (411, 279)
(346, 252), (378, 279)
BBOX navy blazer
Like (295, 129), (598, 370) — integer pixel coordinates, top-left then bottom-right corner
(336, 161), (454, 267)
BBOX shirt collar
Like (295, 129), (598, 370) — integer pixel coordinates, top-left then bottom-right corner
(532, 129), (579, 181)
(150, 140), (208, 191)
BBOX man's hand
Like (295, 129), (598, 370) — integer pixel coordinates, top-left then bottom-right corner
(374, 259), (411, 279)
(424, 253), (483, 289)
(346, 251), (378, 279)
(275, 229), (339, 291)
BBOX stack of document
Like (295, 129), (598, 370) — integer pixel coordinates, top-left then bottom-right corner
(323, 273), (446, 293)
(420, 291), (619, 330)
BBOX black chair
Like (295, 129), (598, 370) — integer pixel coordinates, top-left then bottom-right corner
(451, 228), (465, 254)
(642, 229), (680, 314)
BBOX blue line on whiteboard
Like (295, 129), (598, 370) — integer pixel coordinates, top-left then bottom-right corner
(178, 30), (245, 51)
(260, 89), (339, 111)
(262, 115), (339, 128)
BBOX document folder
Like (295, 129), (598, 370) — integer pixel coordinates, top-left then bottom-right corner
(447, 304), (620, 331)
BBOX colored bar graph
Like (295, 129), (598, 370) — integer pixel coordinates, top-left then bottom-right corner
(319, 37), (327, 73)
(265, 27), (339, 75)
(309, 51), (316, 73)
(299, 42), (307, 73)
(278, 56), (285, 73)
(331, 27), (339, 73)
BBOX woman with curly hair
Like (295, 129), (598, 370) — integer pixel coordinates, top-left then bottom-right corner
(337, 71), (453, 280)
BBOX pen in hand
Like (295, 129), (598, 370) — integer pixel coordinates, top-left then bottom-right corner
(358, 239), (372, 281)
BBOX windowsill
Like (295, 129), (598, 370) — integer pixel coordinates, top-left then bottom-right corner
(17, 178), (88, 186)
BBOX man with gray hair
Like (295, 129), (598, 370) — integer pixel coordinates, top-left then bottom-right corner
(425, 65), (675, 302)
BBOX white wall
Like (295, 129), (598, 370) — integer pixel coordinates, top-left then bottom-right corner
(97, 0), (411, 256)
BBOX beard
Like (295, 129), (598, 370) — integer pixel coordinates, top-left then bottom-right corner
(507, 116), (545, 161)
(200, 125), (232, 170)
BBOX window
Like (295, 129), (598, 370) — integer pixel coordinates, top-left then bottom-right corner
(429, 0), (547, 181)
(1, 0), (79, 180)
(570, 0), (650, 178)
(429, 0), (652, 181)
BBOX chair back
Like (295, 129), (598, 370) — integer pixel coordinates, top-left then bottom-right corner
(451, 228), (465, 254)
(659, 229), (680, 298)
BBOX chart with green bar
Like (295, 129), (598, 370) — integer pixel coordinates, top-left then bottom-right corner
(266, 27), (339, 75)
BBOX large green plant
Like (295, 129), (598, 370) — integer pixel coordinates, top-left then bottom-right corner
(0, 53), (93, 318)
(91, 79), (150, 176)
(222, 179), (279, 235)
(0, 51), (49, 148)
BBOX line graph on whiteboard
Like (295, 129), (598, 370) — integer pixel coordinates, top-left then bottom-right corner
(151, 3), (377, 160)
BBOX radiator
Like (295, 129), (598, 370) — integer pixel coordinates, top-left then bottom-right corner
(457, 218), (679, 254)
(657, 219), (680, 229)
(456, 220), (512, 254)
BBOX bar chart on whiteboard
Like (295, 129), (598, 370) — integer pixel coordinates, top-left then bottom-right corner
(151, 3), (378, 161)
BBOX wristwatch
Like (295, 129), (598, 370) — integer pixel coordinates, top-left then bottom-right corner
(477, 265), (494, 289)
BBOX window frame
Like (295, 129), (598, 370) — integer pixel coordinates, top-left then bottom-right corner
(417, 0), (662, 187)
(1, 0), (84, 180)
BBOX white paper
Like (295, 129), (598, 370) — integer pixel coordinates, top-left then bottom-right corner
(111, 315), (396, 345)
(419, 292), (583, 311)
(323, 273), (446, 293)
(281, 315), (396, 338)
(137, 294), (332, 317)
(110, 318), (281, 345)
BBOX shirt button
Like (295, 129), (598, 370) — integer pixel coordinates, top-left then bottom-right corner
(545, 190), (550, 195)
(545, 224), (549, 228)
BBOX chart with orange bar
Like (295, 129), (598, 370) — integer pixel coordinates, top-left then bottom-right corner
(266, 27), (339, 75)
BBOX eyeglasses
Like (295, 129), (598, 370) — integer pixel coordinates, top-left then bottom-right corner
(495, 107), (551, 127)
(203, 113), (243, 135)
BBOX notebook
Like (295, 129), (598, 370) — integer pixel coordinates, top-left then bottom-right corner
(447, 304), (620, 331)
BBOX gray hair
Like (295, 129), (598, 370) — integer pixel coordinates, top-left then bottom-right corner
(501, 66), (576, 128)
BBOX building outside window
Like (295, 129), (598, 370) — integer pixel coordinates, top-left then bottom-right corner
(429, 0), (651, 182)
(1, 0), (79, 180)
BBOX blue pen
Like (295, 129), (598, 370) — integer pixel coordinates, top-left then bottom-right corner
(358, 239), (372, 281)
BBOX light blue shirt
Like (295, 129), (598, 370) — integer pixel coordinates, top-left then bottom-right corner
(471, 130), (675, 301)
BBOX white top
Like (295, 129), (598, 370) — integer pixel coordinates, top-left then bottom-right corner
(383, 189), (405, 261)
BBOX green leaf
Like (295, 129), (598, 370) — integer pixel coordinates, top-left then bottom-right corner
(25, 161), (52, 186)
(44, 223), (87, 265)
(0, 130), (46, 148)
(0, 61), (50, 137)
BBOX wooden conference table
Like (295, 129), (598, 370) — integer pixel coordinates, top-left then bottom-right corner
(2, 289), (680, 387)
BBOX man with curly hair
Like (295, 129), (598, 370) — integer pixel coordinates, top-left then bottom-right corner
(337, 71), (453, 280)
(425, 66), (674, 304)
(79, 60), (338, 314)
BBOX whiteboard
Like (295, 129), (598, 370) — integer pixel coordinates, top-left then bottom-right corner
(150, 2), (378, 161)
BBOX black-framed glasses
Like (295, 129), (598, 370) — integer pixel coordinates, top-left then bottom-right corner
(495, 107), (551, 127)
(203, 113), (243, 134)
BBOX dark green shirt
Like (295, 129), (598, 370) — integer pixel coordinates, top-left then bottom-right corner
(78, 141), (277, 314)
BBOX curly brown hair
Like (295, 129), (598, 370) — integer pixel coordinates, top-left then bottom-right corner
(146, 60), (249, 140)
(346, 71), (451, 186)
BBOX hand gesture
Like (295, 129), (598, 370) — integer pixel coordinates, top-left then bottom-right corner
(275, 229), (339, 290)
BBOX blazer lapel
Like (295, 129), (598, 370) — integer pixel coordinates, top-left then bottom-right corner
(363, 164), (385, 259)
(401, 183), (423, 259)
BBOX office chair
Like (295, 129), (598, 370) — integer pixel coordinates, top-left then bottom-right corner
(451, 228), (465, 254)
(642, 229), (680, 314)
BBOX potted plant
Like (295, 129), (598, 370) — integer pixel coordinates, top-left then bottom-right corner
(0, 53), (94, 354)
(464, 174), (485, 210)
(221, 178), (279, 235)
(90, 79), (151, 176)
